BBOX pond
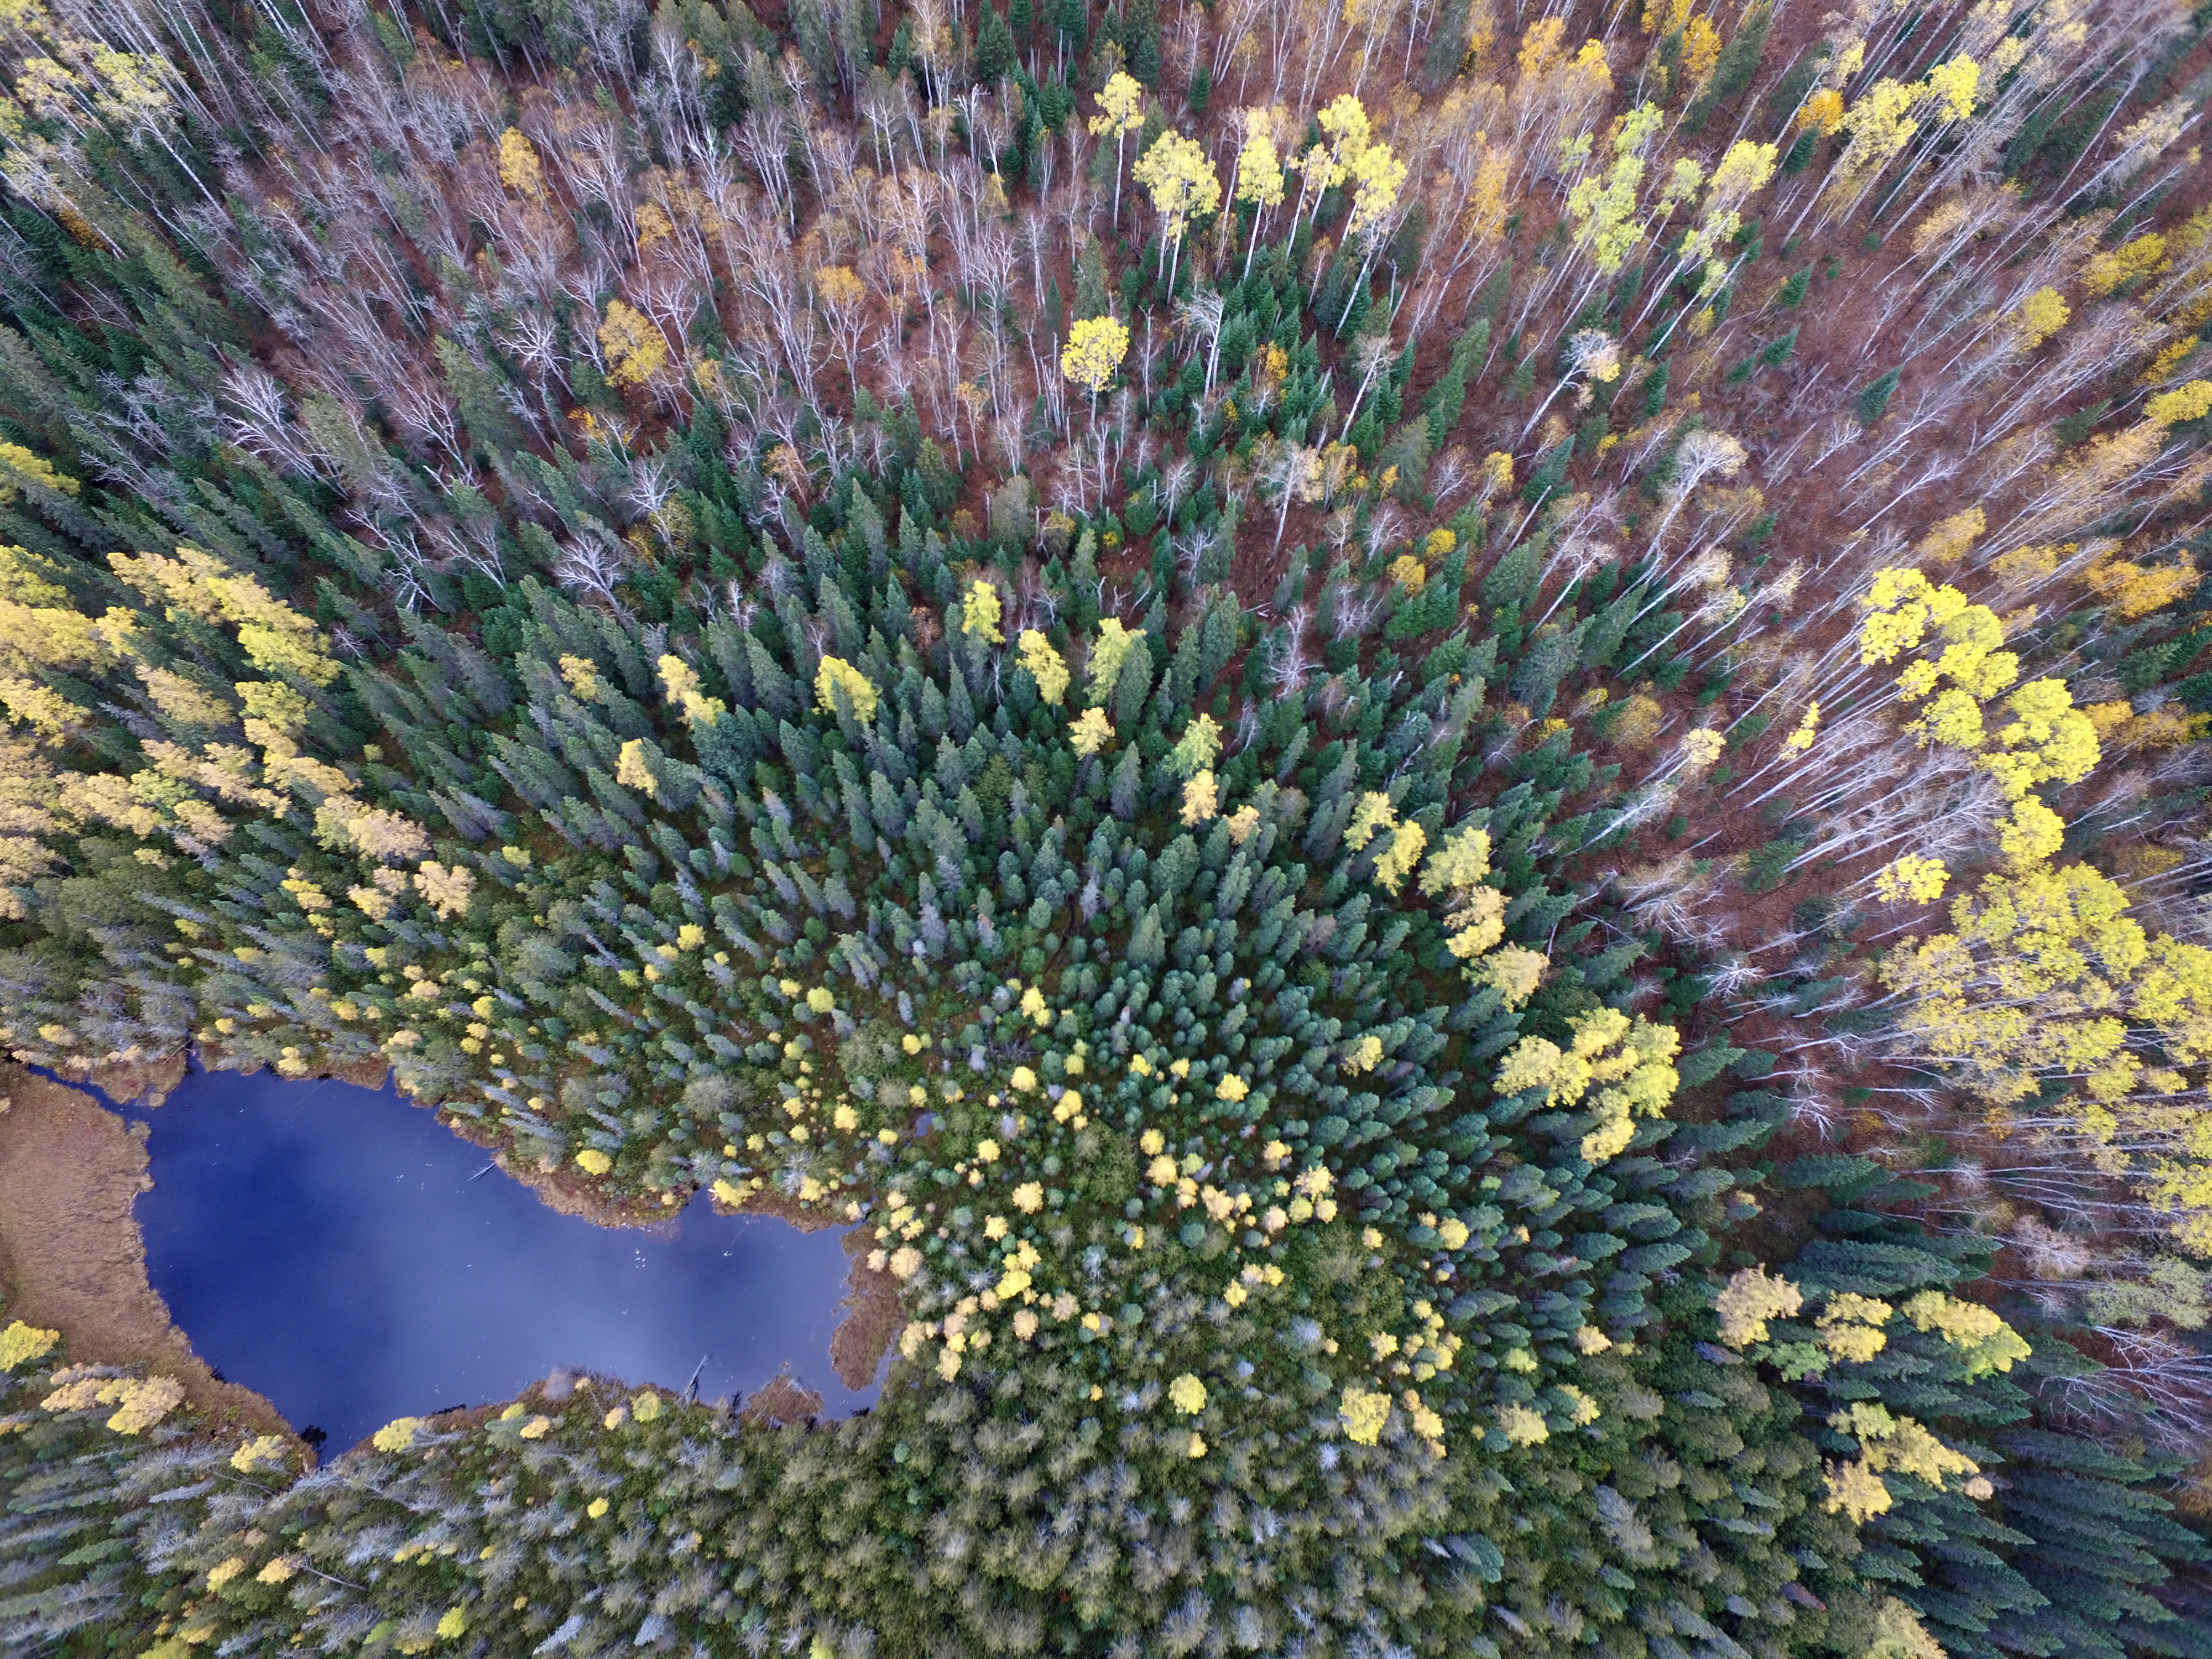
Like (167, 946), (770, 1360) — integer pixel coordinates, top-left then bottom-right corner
(118, 1067), (881, 1452)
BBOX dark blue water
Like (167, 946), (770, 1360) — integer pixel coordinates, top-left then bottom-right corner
(129, 1068), (880, 1451)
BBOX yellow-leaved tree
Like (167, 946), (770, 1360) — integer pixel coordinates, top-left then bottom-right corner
(1087, 70), (1145, 226)
(1015, 631), (1070, 705)
(1494, 1008), (1680, 1162)
(2012, 286), (2069, 350)
(598, 298), (667, 388)
(1703, 1269), (2017, 1524)
(1411, 821), (1547, 1008)
(1863, 567), (2212, 1247)
(960, 579), (1004, 645)
(1880, 862), (2212, 1243)
(1229, 107), (1286, 277)
(0, 539), (463, 1073)
(1061, 315), (1130, 422)
(1859, 566), (2096, 860)
(1130, 131), (1220, 299)
(497, 127), (546, 200)
(813, 264), (869, 397)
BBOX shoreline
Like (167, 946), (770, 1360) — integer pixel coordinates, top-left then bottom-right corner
(0, 1063), (291, 1439)
(194, 1050), (903, 1394)
(828, 1224), (904, 1392)
(5, 1053), (900, 1430)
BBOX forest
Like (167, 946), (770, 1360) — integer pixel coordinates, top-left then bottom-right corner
(2, 0), (2212, 1649)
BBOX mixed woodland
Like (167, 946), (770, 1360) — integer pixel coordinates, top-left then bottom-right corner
(3, 0), (2212, 1650)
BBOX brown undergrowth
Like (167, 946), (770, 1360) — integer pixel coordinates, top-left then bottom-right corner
(0, 1063), (290, 1438)
(829, 1225), (905, 1391)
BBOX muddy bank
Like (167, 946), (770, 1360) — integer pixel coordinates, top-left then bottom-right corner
(40, 1046), (190, 1108)
(829, 1227), (904, 1391)
(0, 1063), (289, 1437)
(740, 1371), (828, 1424)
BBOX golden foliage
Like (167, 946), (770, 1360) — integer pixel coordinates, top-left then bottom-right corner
(1372, 820), (1427, 895)
(1713, 1266), (1803, 1347)
(1898, 1290), (2032, 1377)
(1866, 1598), (1949, 1659)
(2017, 285), (2062, 349)
(1130, 130), (1222, 245)
(1916, 505), (1985, 567)
(2081, 232), (2167, 298)
(411, 860), (476, 920)
(2084, 546), (2199, 619)
(100, 1374), (183, 1434)
(658, 653), (726, 728)
(1068, 706), (1113, 755)
(1882, 860), (2146, 1106)
(1823, 1457), (1893, 1522)
(1344, 790), (1397, 852)
(497, 127), (546, 199)
(1181, 770), (1219, 826)
(1830, 1401), (1980, 1488)
(615, 738), (658, 795)
(1060, 315), (1130, 397)
(1087, 618), (1138, 703)
(1016, 630), (1070, 705)
(1495, 1008), (1679, 1162)
(1339, 1386), (1392, 1443)
(597, 299), (667, 388)
(1170, 712), (1222, 778)
(1087, 70), (1145, 138)
(1609, 692), (1663, 750)
(0, 1319), (58, 1369)
(111, 546), (336, 686)
(1474, 945), (1547, 1009)
(1798, 88), (1844, 135)
(1875, 854), (1949, 904)
(2145, 379), (2212, 427)
(960, 580), (1004, 644)
(0, 442), (78, 502)
(815, 656), (880, 722)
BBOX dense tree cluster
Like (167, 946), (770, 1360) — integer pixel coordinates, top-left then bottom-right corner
(1, 0), (2211, 1650)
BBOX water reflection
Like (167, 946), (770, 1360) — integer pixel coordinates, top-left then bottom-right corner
(131, 1067), (879, 1451)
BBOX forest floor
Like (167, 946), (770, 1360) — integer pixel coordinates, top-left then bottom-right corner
(0, 1063), (290, 1438)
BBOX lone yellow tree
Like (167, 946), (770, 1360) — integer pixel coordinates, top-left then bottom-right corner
(1229, 107), (1285, 277)
(813, 265), (868, 398)
(1088, 71), (1145, 227)
(1131, 130), (1221, 299)
(598, 299), (667, 388)
(1332, 139), (1406, 327)
(1061, 315), (1129, 423)
(497, 127), (547, 200)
